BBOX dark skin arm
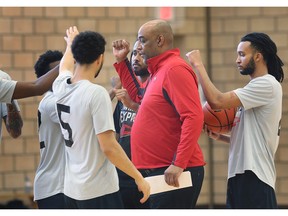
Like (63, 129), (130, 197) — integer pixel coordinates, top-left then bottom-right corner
(11, 65), (59, 100)
(109, 76), (122, 100)
(3, 100), (23, 138)
(114, 88), (140, 112)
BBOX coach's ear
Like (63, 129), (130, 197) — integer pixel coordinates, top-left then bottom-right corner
(157, 34), (165, 47)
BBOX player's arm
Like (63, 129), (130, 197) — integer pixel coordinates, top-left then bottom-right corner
(215, 134), (230, 143)
(203, 125), (230, 143)
(97, 130), (150, 203)
(12, 65), (59, 100)
(60, 26), (79, 74)
(3, 100), (23, 138)
(186, 50), (241, 110)
(114, 88), (139, 112)
(112, 39), (141, 102)
(109, 76), (122, 100)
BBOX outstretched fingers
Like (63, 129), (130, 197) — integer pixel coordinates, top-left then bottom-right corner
(64, 26), (79, 46)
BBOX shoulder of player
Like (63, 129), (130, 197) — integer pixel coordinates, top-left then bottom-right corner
(0, 70), (11, 79)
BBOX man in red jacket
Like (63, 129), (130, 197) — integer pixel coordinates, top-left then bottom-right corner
(130, 19), (206, 209)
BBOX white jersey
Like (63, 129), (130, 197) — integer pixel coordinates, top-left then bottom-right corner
(0, 70), (16, 103)
(34, 91), (65, 201)
(52, 71), (119, 200)
(231, 74), (282, 189)
(0, 70), (20, 145)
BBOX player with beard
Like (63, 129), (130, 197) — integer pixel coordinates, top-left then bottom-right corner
(186, 32), (284, 208)
(52, 26), (150, 209)
(112, 39), (150, 208)
(112, 40), (148, 105)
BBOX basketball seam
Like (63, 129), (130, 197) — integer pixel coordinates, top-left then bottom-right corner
(203, 104), (236, 133)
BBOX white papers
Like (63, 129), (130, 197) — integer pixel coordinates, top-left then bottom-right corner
(145, 171), (192, 195)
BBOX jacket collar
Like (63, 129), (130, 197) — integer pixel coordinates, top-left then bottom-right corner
(147, 48), (180, 76)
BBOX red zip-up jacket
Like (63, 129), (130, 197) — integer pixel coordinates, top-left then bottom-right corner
(113, 58), (144, 104)
(131, 48), (206, 169)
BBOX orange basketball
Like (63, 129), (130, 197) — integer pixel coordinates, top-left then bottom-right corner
(202, 102), (237, 134)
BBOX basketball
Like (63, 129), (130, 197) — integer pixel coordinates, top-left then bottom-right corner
(202, 102), (237, 134)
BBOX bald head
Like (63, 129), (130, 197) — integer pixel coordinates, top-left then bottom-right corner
(137, 19), (174, 60)
(140, 19), (173, 46)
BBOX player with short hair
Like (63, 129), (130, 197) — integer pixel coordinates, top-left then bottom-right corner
(52, 26), (150, 209)
(33, 50), (66, 209)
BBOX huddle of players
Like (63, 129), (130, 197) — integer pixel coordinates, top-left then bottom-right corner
(33, 23), (203, 209)
(32, 20), (283, 209)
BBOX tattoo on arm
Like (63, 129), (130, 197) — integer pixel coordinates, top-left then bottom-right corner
(4, 101), (23, 138)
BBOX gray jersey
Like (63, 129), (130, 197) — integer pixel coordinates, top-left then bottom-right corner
(231, 74), (282, 189)
(34, 91), (65, 200)
(0, 70), (16, 103)
(52, 71), (118, 200)
(0, 70), (20, 145)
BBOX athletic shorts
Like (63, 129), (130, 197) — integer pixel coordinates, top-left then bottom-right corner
(226, 170), (278, 209)
(64, 191), (124, 209)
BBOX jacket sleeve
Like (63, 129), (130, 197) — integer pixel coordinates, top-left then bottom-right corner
(113, 58), (143, 103)
(163, 65), (204, 168)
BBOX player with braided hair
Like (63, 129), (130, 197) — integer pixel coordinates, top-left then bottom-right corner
(186, 32), (284, 208)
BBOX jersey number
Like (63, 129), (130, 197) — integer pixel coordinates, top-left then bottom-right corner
(56, 103), (73, 147)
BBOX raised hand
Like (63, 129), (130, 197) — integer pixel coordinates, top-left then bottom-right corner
(112, 39), (130, 63)
(60, 26), (79, 74)
(64, 26), (79, 47)
(114, 88), (139, 112)
(185, 50), (203, 68)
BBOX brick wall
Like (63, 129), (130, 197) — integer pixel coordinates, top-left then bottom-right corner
(0, 7), (287, 208)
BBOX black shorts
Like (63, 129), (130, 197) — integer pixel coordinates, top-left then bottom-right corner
(226, 170), (278, 209)
(64, 191), (124, 209)
(139, 166), (204, 209)
(36, 193), (66, 209)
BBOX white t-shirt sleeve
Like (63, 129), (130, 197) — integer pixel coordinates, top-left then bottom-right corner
(12, 100), (21, 112)
(0, 70), (20, 106)
(0, 78), (17, 103)
(1, 103), (7, 117)
(0, 70), (12, 79)
(234, 76), (273, 110)
(2, 100), (21, 117)
(91, 87), (115, 134)
(52, 71), (73, 98)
